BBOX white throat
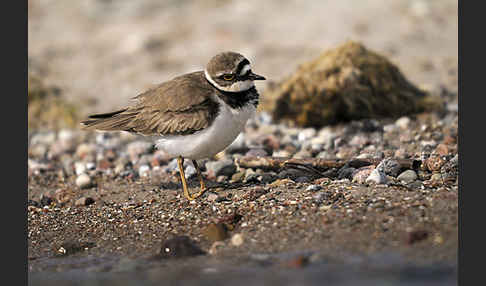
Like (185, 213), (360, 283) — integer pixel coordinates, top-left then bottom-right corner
(205, 69), (254, 92)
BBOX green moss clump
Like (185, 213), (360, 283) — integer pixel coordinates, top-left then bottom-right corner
(261, 41), (444, 128)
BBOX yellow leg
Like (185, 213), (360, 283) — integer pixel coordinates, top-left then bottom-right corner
(192, 160), (206, 192)
(177, 156), (207, 201)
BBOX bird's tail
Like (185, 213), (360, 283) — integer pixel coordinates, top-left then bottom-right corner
(80, 108), (134, 131)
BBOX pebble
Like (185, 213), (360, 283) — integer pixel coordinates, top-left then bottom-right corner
(245, 148), (268, 157)
(202, 223), (228, 242)
(207, 192), (223, 202)
(75, 143), (97, 159)
(76, 173), (92, 189)
(305, 185), (322, 192)
(244, 168), (260, 183)
(397, 170), (418, 183)
(138, 165), (150, 177)
(159, 236), (205, 259)
(231, 171), (246, 183)
(184, 164), (197, 179)
(395, 116), (411, 129)
(425, 155), (446, 172)
(30, 131), (56, 145)
(430, 173), (442, 181)
(366, 168), (388, 184)
(377, 158), (401, 177)
(337, 167), (356, 180)
(292, 150), (312, 159)
(352, 166), (375, 184)
(298, 128), (316, 142)
(206, 159), (236, 177)
(29, 144), (48, 158)
(75, 197), (95, 206)
(231, 233), (244, 247)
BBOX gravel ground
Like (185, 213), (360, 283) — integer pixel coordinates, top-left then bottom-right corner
(28, 0), (458, 285)
(28, 108), (458, 285)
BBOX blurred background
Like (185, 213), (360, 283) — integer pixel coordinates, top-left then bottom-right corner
(28, 0), (457, 116)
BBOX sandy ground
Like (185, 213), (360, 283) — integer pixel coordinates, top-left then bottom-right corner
(28, 0), (458, 285)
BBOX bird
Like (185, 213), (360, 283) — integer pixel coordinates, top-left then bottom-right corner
(81, 51), (266, 200)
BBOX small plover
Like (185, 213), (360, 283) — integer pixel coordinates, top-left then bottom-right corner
(82, 51), (265, 200)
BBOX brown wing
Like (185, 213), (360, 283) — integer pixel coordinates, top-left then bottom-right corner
(81, 71), (220, 135)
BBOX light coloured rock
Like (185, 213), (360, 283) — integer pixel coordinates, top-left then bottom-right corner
(395, 116), (411, 129)
(397, 170), (418, 183)
(138, 165), (150, 177)
(76, 173), (92, 189)
(366, 168), (387, 184)
(231, 233), (244, 247)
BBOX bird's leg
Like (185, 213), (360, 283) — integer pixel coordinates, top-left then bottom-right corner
(192, 160), (207, 197)
(177, 156), (207, 200)
(177, 156), (192, 201)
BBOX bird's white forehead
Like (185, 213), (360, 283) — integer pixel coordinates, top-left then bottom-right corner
(239, 64), (251, 76)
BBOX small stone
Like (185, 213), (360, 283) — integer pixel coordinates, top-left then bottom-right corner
(30, 131), (56, 145)
(184, 164), (197, 179)
(29, 144), (48, 158)
(397, 170), (418, 183)
(305, 185), (322, 192)
(244, 168), (260, 183)
(337, 167), (356, 180)
(231, 233), (244, 247)
(159, 236), (206, 259)
(425, 155), (446, 172)
(434, 143), (451, 156)
(202, 223), (228, 242)
(206, 159), (236, 177)
(75, 197), (95, 207)
(206, 192), (221, 202)
(383, 124), (397, 133)
(97, 159), (112, 170)
(76, 173), (92, 189)
(352, 165), (375, 184)
(269, 178), (295, 187)
(231, 171), (246, 183)
(75, 143), (97, 159)
(395, 116), (411, 129)
(298, 128), (317, 142)
(349, 134), (369, 147)
(245, 148), (268, 157)
(55, 189), (72, 204)
(430, 173), (442, 181)
(138, 165), (151, 177)
(366, 168), (387, 184)
(406, 230), (429, 244)
(114, 163), (125, 174)
(292, 150), (312, 159)
(377, 158), (401, 177)
(260, 134), (281, 150)
(355, 153), (373, 159)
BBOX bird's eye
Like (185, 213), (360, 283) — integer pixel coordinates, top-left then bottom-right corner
(223, 74), (235, 81)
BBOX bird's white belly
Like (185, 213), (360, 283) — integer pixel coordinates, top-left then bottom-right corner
(156, 100), (255, 160)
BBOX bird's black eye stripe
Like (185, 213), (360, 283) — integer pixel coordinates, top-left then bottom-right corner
(236, 59), (250, 74)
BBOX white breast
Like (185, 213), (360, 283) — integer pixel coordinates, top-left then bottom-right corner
(155, 96), (255, 160)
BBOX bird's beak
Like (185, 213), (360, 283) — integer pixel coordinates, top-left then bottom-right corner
(248, 71), (266, 81)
